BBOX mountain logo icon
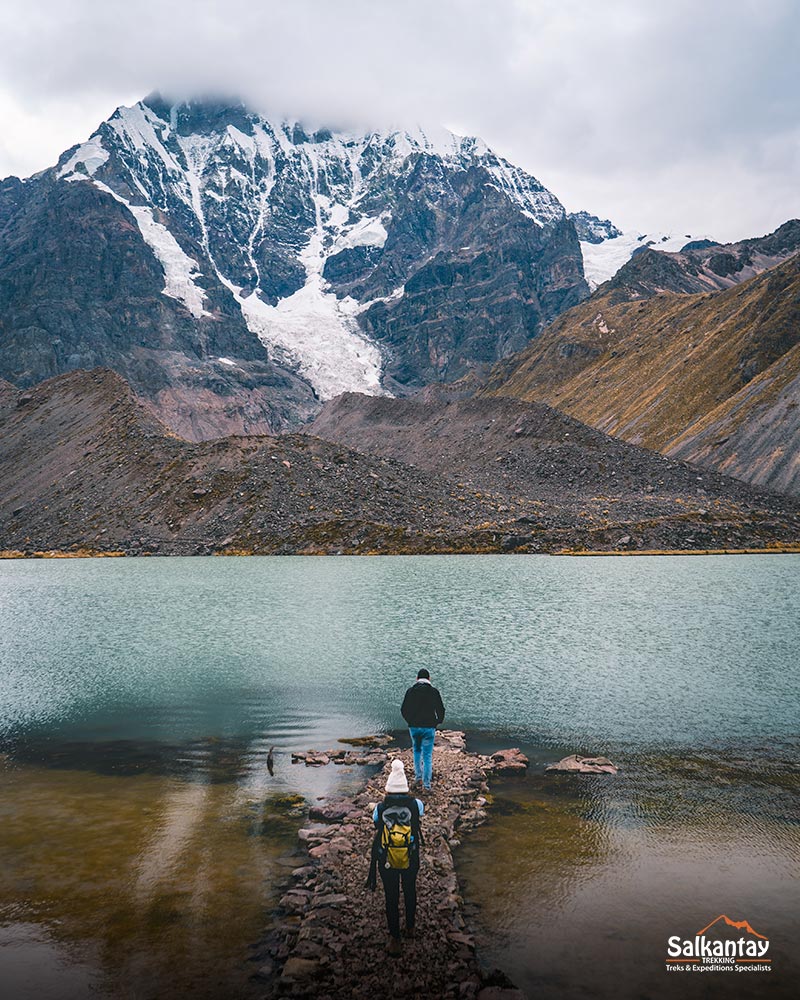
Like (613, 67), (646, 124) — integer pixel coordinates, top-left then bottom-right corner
(696, 914), (767, 940)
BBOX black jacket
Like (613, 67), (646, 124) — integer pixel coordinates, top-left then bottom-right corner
(401, 681), (445, 728)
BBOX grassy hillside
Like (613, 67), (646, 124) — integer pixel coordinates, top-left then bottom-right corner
(483, 254), (800, 493)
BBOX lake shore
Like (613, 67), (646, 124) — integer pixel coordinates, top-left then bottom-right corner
(254, 732), (528, 999)
(2, 543), (800, 559)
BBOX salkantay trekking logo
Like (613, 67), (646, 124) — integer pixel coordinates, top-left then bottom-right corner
(666, 915), (771, 973)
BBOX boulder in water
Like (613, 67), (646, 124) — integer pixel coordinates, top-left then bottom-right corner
(338, 734), (393, 747)
(436, 730), (467, 751)
(304, 753), (330, 767)
(486, 748), (529, 774)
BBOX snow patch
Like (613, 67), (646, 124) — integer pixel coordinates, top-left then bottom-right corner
(224, 278), (384, 400)
(58, 136), (109, 178)
(580, 231), (705, 290)
(356, 284), (406, 312)
(332, 215), (388, 252)
(109, 103), (177, 167)
(125, 206), (211, 319)
(593, 313), (613, 337)
(91, 180), (210, 318)
(483, 158), (564, 228)
(213, 172), (386, 398)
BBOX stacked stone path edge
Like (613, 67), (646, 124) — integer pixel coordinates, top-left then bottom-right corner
(252, 731), (529, 999)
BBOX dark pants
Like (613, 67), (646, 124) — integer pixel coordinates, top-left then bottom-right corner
(379, 864), (418, 939)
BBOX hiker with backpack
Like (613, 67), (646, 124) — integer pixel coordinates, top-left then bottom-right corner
(401, 668), (446, 790)
(366, 759), (424, 956)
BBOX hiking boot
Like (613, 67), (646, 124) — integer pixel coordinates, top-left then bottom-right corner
(403, 925), (416, 939)
(387, 934), (402, 957)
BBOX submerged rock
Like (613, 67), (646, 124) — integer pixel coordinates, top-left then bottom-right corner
(290, 737), (391, 769)
(546, 754), (618, 774)
(338, 734), (393, 748)
(308, 800), (358, 823)
(280, 956), (322, 981)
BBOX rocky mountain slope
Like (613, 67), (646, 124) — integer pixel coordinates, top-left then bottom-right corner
(0, 369), (501, 555)
(2, 369), (797, 556)
(0, 170), (319, 441)
(306, 391), (800, 552)
(568, 211), (622, 244)
(569, 210), (715, 291)
(0, 96), (589, 439)
(482, 248), (800, 494)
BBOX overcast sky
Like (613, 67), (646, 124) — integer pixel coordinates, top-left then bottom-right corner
(1, 0), (797, 241)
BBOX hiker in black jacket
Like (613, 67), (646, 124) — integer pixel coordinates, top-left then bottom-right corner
(400, 668), (445, 789)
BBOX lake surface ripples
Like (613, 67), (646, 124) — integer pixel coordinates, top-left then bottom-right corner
(0, 555), (798, 998)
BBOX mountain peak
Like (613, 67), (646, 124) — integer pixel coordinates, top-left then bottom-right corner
(569, 210), (622, 244)
(3, 93), (588, 439)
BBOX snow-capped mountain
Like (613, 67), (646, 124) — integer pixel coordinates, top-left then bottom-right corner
(568, 210), (622, 244)
(0, 95), (589, 438)
(571, 212), (710, 290)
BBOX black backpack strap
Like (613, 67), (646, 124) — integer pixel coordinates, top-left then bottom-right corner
(406, 796), (424, 848)
(365, 828), (381, 891)
(366, 801), (386, 891)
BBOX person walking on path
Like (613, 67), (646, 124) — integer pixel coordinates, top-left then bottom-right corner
(367, 759), (424, 956)
(401, 668), (445, 790)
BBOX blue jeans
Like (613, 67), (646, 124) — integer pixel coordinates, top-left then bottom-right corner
(409, 727), (436, 787)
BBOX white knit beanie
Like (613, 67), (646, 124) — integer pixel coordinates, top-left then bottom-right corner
(385, 758), (409, 794)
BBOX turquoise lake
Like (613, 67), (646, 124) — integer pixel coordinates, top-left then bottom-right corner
(0, 555), (798, 999)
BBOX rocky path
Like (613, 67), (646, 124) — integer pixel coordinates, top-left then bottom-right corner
(254, 732), (528, 999)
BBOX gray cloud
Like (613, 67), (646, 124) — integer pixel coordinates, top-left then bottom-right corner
(1, 0), (798, 240)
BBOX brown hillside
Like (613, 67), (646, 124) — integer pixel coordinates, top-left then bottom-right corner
(668, 340), (800, 494)
(308, 392), (800, 552)
(603, 219), (800, 300)
(482, 254), (800, 494)
(0, 369), (512, 555)
(2, 369), (798, 556)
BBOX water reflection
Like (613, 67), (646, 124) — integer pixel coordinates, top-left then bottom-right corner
(133, 782), (210, 902)
(0, 742), (373, 1000)
(458, 751), (800, 1000)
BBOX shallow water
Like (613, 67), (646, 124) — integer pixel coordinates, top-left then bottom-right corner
(0, 765), (303, 999)
(1, 554), (798, 998)
(458, 756), (800, 999)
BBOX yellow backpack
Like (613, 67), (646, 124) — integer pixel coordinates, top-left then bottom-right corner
(379, 801), (418, 870)
(381, 817), (413, 869)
